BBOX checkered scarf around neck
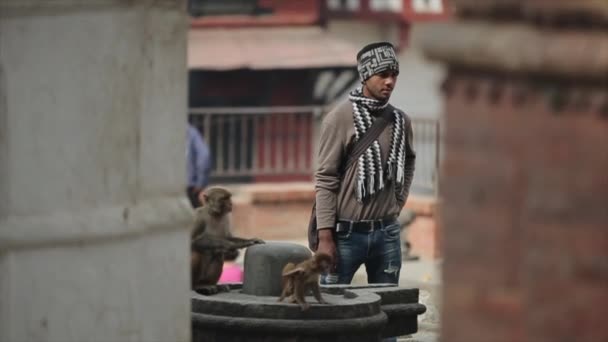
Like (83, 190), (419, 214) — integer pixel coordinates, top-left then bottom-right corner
(349, 87), (407, 202)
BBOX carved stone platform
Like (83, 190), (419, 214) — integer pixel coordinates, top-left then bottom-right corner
(191, 243), (426, 342)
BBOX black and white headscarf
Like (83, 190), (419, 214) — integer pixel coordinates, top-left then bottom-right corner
(349, 87), (407, 202)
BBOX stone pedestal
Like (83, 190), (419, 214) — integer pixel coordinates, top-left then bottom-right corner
(0, 1), (191, 341)
(192, 243), (427, 342)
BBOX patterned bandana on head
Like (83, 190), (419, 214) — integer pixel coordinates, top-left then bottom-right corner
(349, 42), (406, 202)
(356, 42), (400, 82)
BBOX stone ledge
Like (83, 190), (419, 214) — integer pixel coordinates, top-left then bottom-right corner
(251, 189), (316, 205)
(404, 196), (438, 217)
(418, 20), (608, 80)
(227, 182), (437, 215)
(0, 195), (193, 250)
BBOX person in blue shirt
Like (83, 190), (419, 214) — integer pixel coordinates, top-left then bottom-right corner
(186, 123), (212, 208)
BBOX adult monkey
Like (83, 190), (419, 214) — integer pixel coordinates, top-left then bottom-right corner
(191, 187), (264, 289)
(315, 42), (415, 342)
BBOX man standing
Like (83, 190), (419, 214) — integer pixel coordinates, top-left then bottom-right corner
(315, 42), (416, 289)
(186, 123), (212, 208)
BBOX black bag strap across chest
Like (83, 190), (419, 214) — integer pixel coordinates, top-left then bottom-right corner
(342, 105), (394, 173)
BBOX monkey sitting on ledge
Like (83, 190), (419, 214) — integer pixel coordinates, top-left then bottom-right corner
(191, 187), (264, 291)
(278, 253), (332, 311)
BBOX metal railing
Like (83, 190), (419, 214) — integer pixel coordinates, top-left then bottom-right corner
(189, 107), (440, 194)
(189, 106), (321, 181)
(410, 117), (441, 196)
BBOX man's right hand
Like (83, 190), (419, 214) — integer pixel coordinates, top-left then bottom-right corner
(317, 228), (337, 271)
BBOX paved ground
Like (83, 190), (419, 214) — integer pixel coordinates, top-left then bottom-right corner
(398, 330), (440, 342)
(354, 254), (442, 342)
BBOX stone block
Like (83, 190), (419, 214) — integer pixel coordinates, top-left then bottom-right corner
(242, 242), (312, 296)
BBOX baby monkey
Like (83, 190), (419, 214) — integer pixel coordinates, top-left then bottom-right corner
(278, 252), (332, 311)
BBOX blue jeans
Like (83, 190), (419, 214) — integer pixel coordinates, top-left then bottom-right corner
(321, 221), (402, 342)
(321, 220), (402, 285)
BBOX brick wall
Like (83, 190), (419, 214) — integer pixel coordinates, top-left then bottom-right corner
(404, 196), (441, 260)
(230, 186), (314, 241)
(441, 73), (608, 342)
(229, 183), (442, 259)
(420, 1), (608, 341)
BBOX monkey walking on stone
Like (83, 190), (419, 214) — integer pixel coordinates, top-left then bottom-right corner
(278, 253), (332, 311)
(191, 187), (264, 291)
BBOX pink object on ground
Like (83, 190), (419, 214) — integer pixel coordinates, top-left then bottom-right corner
(218, 263), (244, 283)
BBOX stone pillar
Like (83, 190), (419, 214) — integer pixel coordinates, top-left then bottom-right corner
(0, 1), (192, 341)
(419, 1), (608, 341)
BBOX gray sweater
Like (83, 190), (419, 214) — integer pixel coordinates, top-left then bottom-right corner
(314, 100), (416, 229)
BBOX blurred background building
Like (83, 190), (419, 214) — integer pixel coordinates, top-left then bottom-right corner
(186, 0), (451, 261)
(187, 0), (356, 184)
(187, 0), (448, 193)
